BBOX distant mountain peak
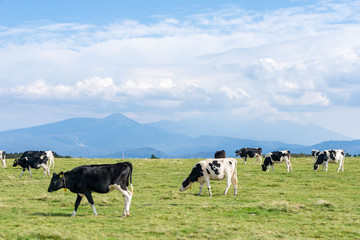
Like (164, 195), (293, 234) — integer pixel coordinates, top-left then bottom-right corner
(102, 113), (138, 126)
(104, 113), (131, 120)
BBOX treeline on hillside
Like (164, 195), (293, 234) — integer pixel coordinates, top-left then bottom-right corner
(5, 152), (71, 159)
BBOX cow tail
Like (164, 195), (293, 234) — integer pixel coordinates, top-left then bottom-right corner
(128, 162), (134, 195)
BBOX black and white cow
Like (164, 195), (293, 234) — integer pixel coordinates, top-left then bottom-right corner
(235, 148), (262, 164)
(179, 158), (238, 197)
(46, 151), (55, 168)
(314, 149), (345, 172)
(262, 150), (292, 172)
(311, 149), (320, 163)
(47, 162), (133, 217)
(13, 151), (49, 178)
(0, 150), (6, 168)
(214, 150), (226, 159)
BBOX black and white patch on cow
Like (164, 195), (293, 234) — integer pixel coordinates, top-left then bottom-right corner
(311, 149), (320, 163)
(13, 151), (49, 178)
(179, 158), (238, 197)
(261, 150), (292, 172)
(46, 151), (55, 168)
(214, 150), (226, 159)
(235, 148), (262, 165)
(47, 162), (133, 217)
(0, 150), (6, 168)
(314, 149), (345, 172)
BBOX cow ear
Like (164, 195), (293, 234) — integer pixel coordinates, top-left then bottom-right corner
(59, 171), (64, 178)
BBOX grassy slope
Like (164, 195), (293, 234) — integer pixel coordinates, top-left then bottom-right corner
(0, 157), (359, 239)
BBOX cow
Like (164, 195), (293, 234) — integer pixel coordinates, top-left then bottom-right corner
(314, 149), (345, 172)
(235, 148), (262, 165)
(46, 151), (55, 168)
(47, 162), (133, 217)
(0, 150), (6, 168)
(214, 150), (226, 159)
(311, 149), (320, 163)
(179, 158), (238, 197)
(13, 151), (50, 178)
(262, 150), (292, 172)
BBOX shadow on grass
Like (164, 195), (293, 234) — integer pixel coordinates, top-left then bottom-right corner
(31, 212), (71, 217)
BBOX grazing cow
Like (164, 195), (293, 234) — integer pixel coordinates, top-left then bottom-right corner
(47, 162), (133, 217)
(13, 151), (50, 178)
(179, 158), (238, 197)
(1, 150), (6, 168)
(46, 151), (55, 168)
(235, 148), (262, 164)
(214, 150), (226, 159)
(262, 150), (292, 172)
(314, 149), (345, 172)
(311, 149), (320, 163)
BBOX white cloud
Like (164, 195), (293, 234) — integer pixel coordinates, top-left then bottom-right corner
(221, 86), (250, 99)
(1, 1), (360, 138)
(273, 91), (330, 107)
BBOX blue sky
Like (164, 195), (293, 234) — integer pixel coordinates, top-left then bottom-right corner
(1, 0), (360, 140)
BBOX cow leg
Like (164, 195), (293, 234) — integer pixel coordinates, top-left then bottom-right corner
(255, 154), (262, 165)
(232, 173), (238, 195)
(121, 188), (132, 217)
(1, 159), (5, 168)
(72, 194), (84, 217)
(20, 168), (25, 178)
(254, 155), (258, 164)
(244, 156), (247, 164)
(271, 164), (274, 172)
(198, 183), (204, 196)
(287, 160), (292, 172)
(325, 162), (328, 172)
(223, 176), (231, 195)
(113, 184), (132, 217)
(205, 178), (212, 197)
(286, 161), (290, 172)
(40, 163), (49, 177)
(83, 192), (98, 216)
(28, 167), (32, 178)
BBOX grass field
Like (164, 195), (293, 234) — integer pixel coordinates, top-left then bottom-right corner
(0, 157), (359, 239)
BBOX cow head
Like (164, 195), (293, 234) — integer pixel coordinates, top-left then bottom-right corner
(314, 152), (327, 171)
(47, 172), (65, 192)
(261, 164), (267, 171)
(235, 149), (245, 157)
(179, 163), (203, 192)
(179, 177), (192, 192)
(13, 159), (19, 167)
(236, 148), (247, 158)
(261, 156), (272, 171)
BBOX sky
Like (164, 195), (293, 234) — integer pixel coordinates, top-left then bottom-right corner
(1, 0), (360, 139)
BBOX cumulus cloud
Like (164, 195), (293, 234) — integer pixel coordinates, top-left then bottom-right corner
(1, 0), (360, 137)
(221, 86), (250, 100)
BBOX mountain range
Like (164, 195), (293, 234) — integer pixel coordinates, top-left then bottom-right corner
(0, 113), (359, 158)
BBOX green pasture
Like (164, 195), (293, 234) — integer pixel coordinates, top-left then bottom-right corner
(0, 157), (359, 239)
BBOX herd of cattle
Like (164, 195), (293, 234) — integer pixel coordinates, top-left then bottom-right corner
(0, 147), (346, 217)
